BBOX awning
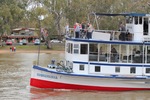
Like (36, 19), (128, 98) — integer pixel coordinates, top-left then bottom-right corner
(12, 28), (39, 32)
(90, 12), (146, 17)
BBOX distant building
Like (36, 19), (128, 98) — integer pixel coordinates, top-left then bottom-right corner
(2, 28), (39, 43)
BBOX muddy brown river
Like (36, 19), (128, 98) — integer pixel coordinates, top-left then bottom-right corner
(0, 53), (150, 100)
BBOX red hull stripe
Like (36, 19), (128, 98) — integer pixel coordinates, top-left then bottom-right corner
(30, 78), (150, 91)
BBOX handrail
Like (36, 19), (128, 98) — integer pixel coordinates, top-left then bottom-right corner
(66, 28), (134, 41)
(88, 12), (99, 30)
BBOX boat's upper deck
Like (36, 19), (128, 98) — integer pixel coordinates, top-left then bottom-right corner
(67, 12), (150, 42)
(68, 29), (133, 42)
(64, 13), (150, 65)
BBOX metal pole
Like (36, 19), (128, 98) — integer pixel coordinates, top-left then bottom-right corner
(37, 19), (41, 65)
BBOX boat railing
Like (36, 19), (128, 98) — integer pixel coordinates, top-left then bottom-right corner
(66, 28), (133, 41)
(56, 62), (73, 73)
(47, 60), (73, 73)
(56, 66), (73, 73)
(47, 63), (73, 73)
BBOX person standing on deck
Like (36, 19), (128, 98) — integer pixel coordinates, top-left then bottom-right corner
(87, 23), (94, 39)
(75, 23), (80, 38)
(65, 23), (70, 37)
(119, 22), (126, 41)
(81, 22), (86, 38)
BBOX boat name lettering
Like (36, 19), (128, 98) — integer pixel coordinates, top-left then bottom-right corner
(37, 73), (58, 79)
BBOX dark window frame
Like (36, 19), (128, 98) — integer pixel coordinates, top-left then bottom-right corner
(79, 65), (84, 71)
(95, 66), (101, 72)
(115, 67), (120, 73)
(80, 44), (88, 54)
(74, 44), (79, 54)
(134, 17), (138, 25)
(146, 68), (150, 73)
(130, 67), (136, 74)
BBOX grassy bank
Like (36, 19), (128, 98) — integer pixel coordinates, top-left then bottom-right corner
(0, 43), (65, 51)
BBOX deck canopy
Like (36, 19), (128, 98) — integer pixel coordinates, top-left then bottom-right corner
(91, 12), (146, 17)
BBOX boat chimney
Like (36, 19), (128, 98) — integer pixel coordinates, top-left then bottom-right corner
(51, 60), (55, 65)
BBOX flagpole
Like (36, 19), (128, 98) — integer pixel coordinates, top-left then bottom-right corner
(37, 15), (44, 65)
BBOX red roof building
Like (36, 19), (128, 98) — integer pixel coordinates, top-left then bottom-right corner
(2, 28), (39, 43)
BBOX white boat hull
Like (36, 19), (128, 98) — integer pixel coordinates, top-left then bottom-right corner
(30, 65), (150, 91)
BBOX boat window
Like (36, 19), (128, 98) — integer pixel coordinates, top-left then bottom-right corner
(80, 44), (88, 54)
(73, 44), (79, 54)
(143, 18), (148, 35)
(79, 65), (84, 71)
(146, 68), (150, 73)
(122, 44), (140, 63)
(67, 43), (70, 53)
(89, 43), (98, 61)
(147, 46), (150, 63)
(115, 67), (120, 73)
(129, 45), (143, 63)
(95, 66), (101, 72)
(139, 17), (142, 24)
(110, 45), (119, 62)
(121, 45), (128, 63)
(134, 17), (138, 25)
(70, 43), (73, 54)
(99, 44), (108, 62)
(130, 67), (136, 74)
(67, 43), (72, 54)
(128, 45), (134, 63)
(126, 16), (133, 24)
(68, 43), (71, 53)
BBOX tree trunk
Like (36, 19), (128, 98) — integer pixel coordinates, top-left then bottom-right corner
(47, 40), (52, 49)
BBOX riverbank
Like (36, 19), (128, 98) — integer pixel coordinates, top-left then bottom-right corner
(0, 49), (64, 54)
(0, 44), (65, 54)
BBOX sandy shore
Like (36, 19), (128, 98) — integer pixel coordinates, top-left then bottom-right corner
(0, 49), (64, 54)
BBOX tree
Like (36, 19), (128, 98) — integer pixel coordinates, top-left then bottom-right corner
(0, 0), (150, 43)
(0, 0), (26, 35)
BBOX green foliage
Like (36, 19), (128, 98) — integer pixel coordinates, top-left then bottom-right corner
(0, 0), (149, 36)
(0, 0), (26, 35)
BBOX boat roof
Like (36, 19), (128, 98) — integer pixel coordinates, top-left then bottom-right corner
(91, 12), (150, 17)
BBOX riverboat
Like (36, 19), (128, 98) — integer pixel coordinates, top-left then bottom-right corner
(30, 13), (150, 91)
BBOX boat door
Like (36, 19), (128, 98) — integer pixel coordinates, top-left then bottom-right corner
(143, 18), (149, 35)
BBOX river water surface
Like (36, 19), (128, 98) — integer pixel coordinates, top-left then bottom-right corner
(0, 52), (150, 100)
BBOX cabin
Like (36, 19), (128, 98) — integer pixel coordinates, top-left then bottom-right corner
(125, 13), (150, 42)
(65, 13), (150, 76)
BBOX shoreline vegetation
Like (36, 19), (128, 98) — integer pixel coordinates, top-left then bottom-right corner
(0, 43), (65, 54)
